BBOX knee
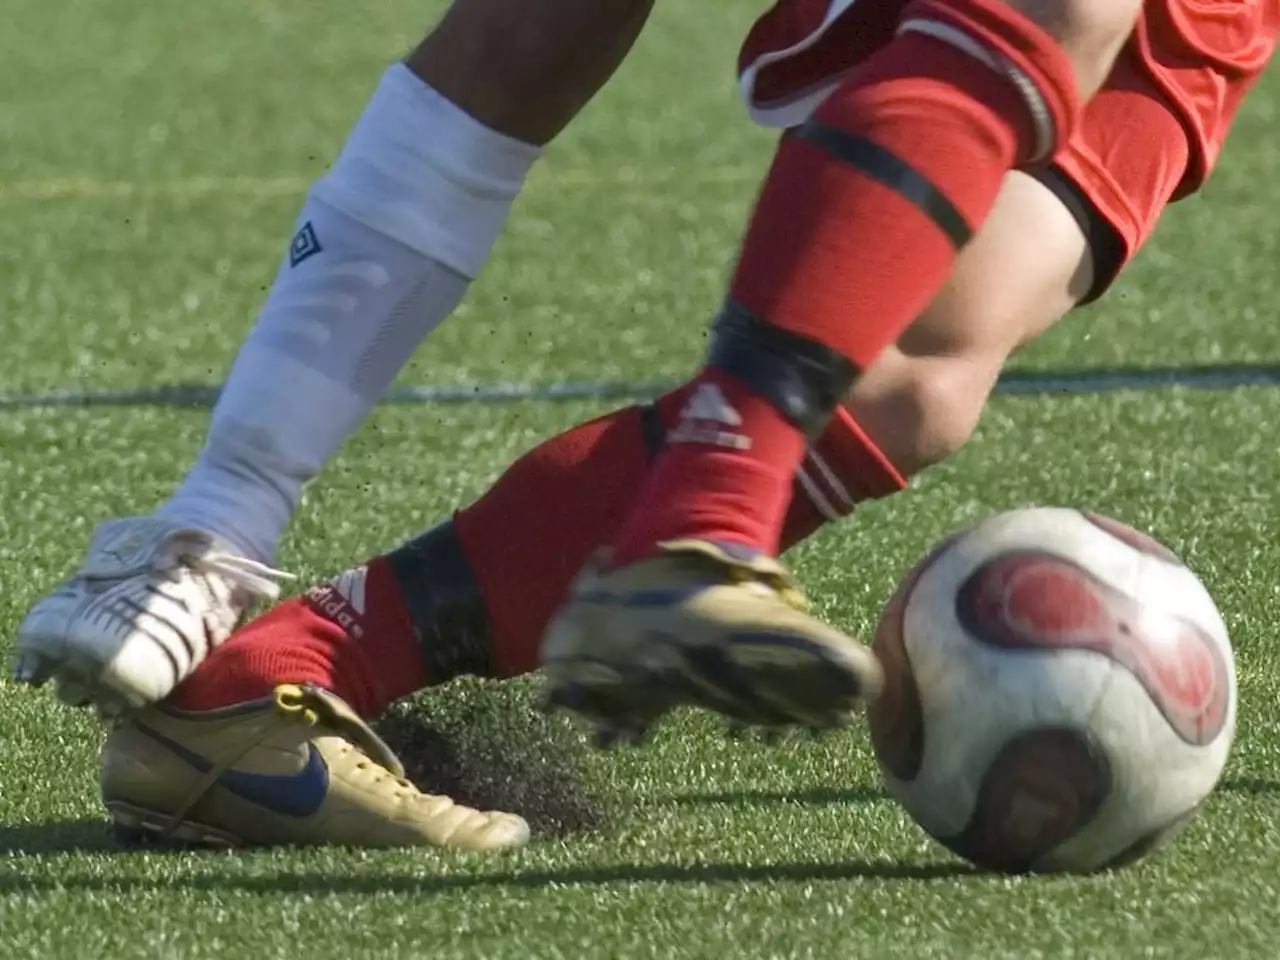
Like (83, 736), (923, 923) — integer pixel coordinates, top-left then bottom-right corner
(842, 284), (1017, 475)
(843, 348), (995, 477)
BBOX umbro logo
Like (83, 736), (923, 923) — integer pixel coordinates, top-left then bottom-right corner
(669, 383), (751, 450)
(289, 221), (323, 267)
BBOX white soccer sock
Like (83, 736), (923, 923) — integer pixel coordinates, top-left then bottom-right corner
(159, 64), (542, 563)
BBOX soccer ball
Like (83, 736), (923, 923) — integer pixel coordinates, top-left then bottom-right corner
(867, 507), (1236, 874)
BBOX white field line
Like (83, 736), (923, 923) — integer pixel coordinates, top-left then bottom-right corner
(0, 164), (764, 203)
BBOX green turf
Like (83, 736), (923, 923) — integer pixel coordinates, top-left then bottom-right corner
(3, 1), (1280, 957)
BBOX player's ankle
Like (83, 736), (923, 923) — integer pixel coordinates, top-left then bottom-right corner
(169, 558), (428, 717)
(158, 431), (299, 565)
(168, 625), (306, 712)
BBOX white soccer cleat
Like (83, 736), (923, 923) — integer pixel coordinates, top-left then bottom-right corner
(13, 517), (291, 714)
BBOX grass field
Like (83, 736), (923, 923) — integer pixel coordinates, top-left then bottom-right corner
(4, 1), (1280, 957)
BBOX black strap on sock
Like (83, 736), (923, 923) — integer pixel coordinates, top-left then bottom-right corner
(383, 519), (496, 683)
(789, 121), (973, 250)
(639, 401), (666, 458)
(707, 301), (858, 437)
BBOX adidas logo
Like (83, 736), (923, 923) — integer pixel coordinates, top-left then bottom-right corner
(304, 565), (367, 639)
(681, 383), (742, 426)
(669, 382), (751, 450)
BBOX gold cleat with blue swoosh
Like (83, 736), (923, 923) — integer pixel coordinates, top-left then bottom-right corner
(542, 540), (883, 742)
(99, 684), (530, 851)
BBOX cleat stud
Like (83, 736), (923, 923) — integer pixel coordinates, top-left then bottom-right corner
(758, 728), (785, 747)
(12, 653), (53, 687)
(111, 824), (151, 848)
(546, 682), (588, 712)
(592, 726), (622, 750)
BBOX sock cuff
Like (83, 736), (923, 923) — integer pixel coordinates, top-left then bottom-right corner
(311, 63), (543, 276)
(899, 0), (1082, 164)
(382, 63), (544, 187)
(799, 406), (908, 520)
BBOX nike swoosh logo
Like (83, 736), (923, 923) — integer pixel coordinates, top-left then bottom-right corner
(135, 722), (329, 818)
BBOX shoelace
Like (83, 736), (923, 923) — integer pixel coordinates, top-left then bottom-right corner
(166, 546), (294, 601)
(276, 688), (414, 791)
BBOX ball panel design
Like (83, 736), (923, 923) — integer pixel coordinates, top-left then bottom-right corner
(889, 647), (1111, 841)
(942, 510), (1230, 662)
(871, 508), (1237, 875)
(941, 727), (1111, 874)
(1040, 664), (1233, 872)
(868, 537), (961, 782)
(1081, 512), (1183, 566)
(954, 551), (1231, 746)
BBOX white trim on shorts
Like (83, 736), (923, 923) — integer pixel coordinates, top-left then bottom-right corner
(738, 0), (863, 129)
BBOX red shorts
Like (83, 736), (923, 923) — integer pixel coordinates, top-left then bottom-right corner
(739, 0), (1279, 273)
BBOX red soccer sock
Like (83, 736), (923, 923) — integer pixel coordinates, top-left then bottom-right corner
(783, 406), (908, 545)
(610, 0), (1079, 560)
(736, 0), (1079, 358)
(170, 558), (424, 718)
(171, 396), (908, 712)
(453, 402), (678, 676)
(458, 392), (906, 674)
(612, 367), (806, 563)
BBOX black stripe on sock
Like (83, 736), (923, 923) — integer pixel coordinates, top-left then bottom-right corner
(383, 520), (496, 682)
(790, 121), (973, 249)
(709, 302), (858, 437)
(638, 401), (666, 459)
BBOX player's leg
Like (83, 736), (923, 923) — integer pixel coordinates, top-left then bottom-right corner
(92, 171), (1088, 856)
(100, 190), (1088, 847)
(542, 0), (1142, 737)
(154, 165), (1104, 728)
(97, 4), (1274, 845)
(842, 169), (1100, 477)
(101, 80), (1183, 842)
(14, 0), (655, 716)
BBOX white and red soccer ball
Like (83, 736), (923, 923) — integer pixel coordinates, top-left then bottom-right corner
(868, 507), (1236, 874)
